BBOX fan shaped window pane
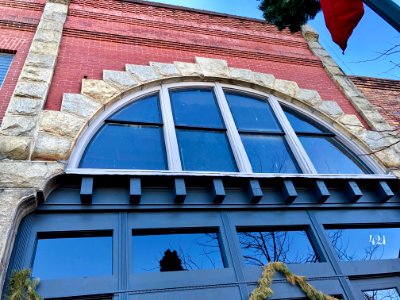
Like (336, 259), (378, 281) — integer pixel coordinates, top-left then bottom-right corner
(177, 129), (237, 171)
(170, 89), (224, 129)
(242, 135), (299, 173)
(283, 108), (324, 134)
(300, 137), (366, 174)
(79, 124), (167, 169)
(225, 92), (281, 132)
(108, 94), (161, 124)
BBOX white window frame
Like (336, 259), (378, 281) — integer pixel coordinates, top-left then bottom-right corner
(67, 82), (391, 179)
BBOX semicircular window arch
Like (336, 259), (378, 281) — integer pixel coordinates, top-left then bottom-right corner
(77, 83), (375, 175)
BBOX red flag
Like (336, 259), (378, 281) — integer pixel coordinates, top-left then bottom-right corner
(320, 0), (364, 53)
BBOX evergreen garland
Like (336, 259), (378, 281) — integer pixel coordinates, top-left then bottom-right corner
(249, 262), (339, 300)
(7, 269), (42, 300)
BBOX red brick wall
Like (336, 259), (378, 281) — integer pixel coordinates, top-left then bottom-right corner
(0, 0), (43, 124)
(350, 76), (400, 129)
(0, 0), (367, 125)
(46, 0), (361, 118)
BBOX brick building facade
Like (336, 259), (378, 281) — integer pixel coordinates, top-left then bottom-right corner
(0, 0), (399, 299)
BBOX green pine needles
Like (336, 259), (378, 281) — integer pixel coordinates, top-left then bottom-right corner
(249, 262), (339, 300)
(258, 0), (321, 32)
(7, 269), (42, 300)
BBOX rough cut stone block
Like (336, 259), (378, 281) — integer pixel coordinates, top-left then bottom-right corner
(350, 96), (376, 111)
(20, 66), (53, 83)
(32, 132), (72, 161)
(103, 70), (138, 91)
(360, 131), (388, 151)
(38, 19), (65, 32)
(195, 57), (230, 78)
(126, 64), (160, 82)
(253, 72), (275, 89)
(0, 161), (65, 188)
(150, 62), (180, 77)
(337, 115), (365, 135)
(362, 111), (388, 126)
(30, 41), (60, 56)
(42, 2), (68, 20)
(0, 115), (37, 136)
(375, 148), (400, 168)
(325, 65), (344, 76)
(81, 80), (119, 105)
(39, 111), (85, 138)
(7, 97), (43, 115)
(317, 101), (344, 119)
(174, 62), (202, 76)
(312, 48), (330, 58)
(0, 136), (31, 160)
(26, 53), (57, 69)
(295, 88), (322, 106)
(13, 82), (48, 99)
(61, 93), (101, 118)
(229, 68), (255, 82)
(34, 28), (62, 44)
(302, 24), (319, 42)
(273, 79), (299, 97)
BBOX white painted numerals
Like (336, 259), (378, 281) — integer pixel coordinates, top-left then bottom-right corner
(369, 234), (386, 246)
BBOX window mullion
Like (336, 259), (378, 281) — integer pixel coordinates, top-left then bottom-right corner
(214, 83), (253, 173)
(160, 85), (182, 171)
(269, 96), (317, 174)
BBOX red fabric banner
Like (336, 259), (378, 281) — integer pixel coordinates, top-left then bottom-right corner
(320, 0), (364, 52)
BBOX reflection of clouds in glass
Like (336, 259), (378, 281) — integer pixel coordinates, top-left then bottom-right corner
(237, 230), (318, 265)
(132, 232), (224, 273)
(363, 288), (400, 300)
(327, 228), (400, 261)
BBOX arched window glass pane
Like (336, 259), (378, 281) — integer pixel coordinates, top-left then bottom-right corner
(108, 94), (161, 124)
(242, 135), (299, 173)
(299, 137), (366, 174)
(79, 124), (167, 169)
(177, 129), (237, 171)
(225, 92), (281, 132)
(283, 108), (324, 134)
(170, 89), (224, 128)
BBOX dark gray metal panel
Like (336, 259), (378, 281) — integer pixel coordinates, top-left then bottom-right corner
(212, 179), (226, 204)
(345, 181), (363, 203)
(130, 178), (141, 204)
(340, 259), (400, 276)
(174, 178), (186, 204)
(128, 285), (242, 300)
(80, 177), (94, 204)
(281, 179), (298, 203)
(247, 179), (263, 204)
(377, 181), (395, 202)
(313, 180), (330, 203)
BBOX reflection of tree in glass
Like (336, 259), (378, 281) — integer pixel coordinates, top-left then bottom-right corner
(237, 230), (318, 265)
(363, 288), (400, 300)
(155, 233), (222, 272)
(327, 230), (386, 261)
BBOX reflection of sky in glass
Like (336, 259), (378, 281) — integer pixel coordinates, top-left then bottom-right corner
(326, 228), (400, 261)
(237, 230), (318, 265)
(32, 236), (112, 280)
(363, 288), (400, 300)
(132, 232), (224, 273)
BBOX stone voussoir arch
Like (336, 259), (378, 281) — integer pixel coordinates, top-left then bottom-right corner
(32, 57), (399, 173)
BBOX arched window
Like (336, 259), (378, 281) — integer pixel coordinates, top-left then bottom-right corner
(74, 83), (373, 175)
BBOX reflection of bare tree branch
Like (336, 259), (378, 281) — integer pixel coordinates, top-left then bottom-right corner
(363, 287), (400, 300)
(238, 231), (317, 265)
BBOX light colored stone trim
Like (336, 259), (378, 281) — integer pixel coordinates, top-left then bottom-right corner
(1, 56), (399, 173)
(0, 190), (37, 293)
(301, 25), (395, 133)
(0, 0), (70, 159)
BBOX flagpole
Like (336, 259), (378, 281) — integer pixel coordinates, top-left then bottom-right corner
(363, 0), (400, 32)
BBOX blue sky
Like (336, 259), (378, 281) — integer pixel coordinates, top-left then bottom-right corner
(145, 0), (400, 80)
